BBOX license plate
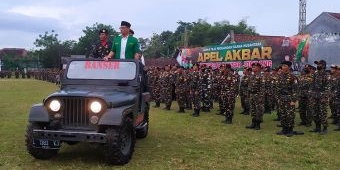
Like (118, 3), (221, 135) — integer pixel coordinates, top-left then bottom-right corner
(33, 139), (61, 149)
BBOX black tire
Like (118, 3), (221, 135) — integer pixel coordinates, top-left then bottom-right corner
(136, 102), (149, 139)
(25, 123), (59, 159)
(104, 117), (136, 165)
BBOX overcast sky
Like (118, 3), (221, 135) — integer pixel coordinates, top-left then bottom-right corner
(0, 0), (339, 50)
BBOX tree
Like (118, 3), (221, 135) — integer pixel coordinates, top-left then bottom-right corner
(73, 23), (118, 56)
(34, 30), (75, 68)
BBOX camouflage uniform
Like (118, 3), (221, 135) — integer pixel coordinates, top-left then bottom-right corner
(329, 72), (338, 123)
(175, 70), (188, 113)
(91, 40), (112, 58)
(246, 71), (265, 130)
(263, 73), (273, 113)
(151, 69), (161, 107)
(201, 68), (212, 112)
(160, 70), (173, 110)
(298, 73), (313, 126)
(239, 72), (250, 114)
(219, 71), (238, 124)
(272, 73), (281, 121)
(184, 70), (192, 109)
(333, 70), (340, 130)
(191, 70), (202, 116)
(310, 69), (331, 133)
(277, 71), (298, 136)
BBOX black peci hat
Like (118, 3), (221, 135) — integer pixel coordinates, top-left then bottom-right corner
(314, 60), (326, 65)
(99, 29), (108, 34)
(281, 61), (292, 67)
(121, 21), (131, 28)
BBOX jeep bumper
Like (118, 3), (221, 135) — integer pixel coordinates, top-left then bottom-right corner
(33, 129), (107, 143)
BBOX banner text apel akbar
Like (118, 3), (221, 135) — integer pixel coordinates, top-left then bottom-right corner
(179, 34), (310, 70)
(197, 41), (272, 69)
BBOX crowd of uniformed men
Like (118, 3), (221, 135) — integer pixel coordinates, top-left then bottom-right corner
(0, 69), (62, 84)
(146, 60), (340, 137)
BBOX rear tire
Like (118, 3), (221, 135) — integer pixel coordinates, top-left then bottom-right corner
(104, 117), (136, 165)
(25, 123), (59, 159)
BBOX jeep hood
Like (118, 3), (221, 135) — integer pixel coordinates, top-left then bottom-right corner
(46, 88), (136, 108)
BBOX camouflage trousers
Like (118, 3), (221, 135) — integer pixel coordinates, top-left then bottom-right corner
(201, 90), (212, 109)
(162, 87), (173, 107)
(336, 99), (340, 123)
(249, 93), (264, 121)
(264, 93), (272, 112)
(240, 91), (249, 112)
(175, 89), (186, 108)
(299, 96), (312, 125)
(279, 95), (296, 128)
(184, 89), (192, 108)
(192, 90), (201, 110)
(152, 86), (161, 103)
(310, 95), (329, 127)
(220, 93), (236, 119)
(330, 96), (337, 118)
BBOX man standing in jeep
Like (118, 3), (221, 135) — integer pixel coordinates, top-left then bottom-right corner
(91, 29), (113, 59)
(104, 21), (140, 61)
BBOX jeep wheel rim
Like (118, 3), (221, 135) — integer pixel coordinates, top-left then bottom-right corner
(120, 131), (131, 155)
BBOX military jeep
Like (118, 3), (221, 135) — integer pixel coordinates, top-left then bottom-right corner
(25, 59), (150, 165)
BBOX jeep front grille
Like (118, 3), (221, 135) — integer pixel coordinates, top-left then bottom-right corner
(61, 97), (90, 128)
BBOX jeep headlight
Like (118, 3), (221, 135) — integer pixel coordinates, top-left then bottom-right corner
(49, 100), (61, 112)
(90, 101), (102, 114)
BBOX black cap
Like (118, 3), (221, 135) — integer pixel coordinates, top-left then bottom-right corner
(99, 29), (108, 34)
(314, 60), (326, 65)
(281, 61), (292, 67)
(252, 62), (261, 67)
(121, 21), (131, 28)
(129, 29), (134, 35)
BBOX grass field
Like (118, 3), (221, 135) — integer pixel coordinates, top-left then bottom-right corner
(0, 79), (339, 170)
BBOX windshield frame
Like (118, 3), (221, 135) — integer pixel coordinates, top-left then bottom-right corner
(61, 58), (140, 87)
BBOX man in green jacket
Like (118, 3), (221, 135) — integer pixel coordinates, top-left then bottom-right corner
(104, 21), (141, 61)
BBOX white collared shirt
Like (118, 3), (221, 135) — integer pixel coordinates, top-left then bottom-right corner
(120, 36), (128, 59)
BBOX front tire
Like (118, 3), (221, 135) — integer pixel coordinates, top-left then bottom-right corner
(104, 117), (136, 165)
(25, 123), (59, 159)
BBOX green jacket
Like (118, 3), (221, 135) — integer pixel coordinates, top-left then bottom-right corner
(111, 35), (140, 59)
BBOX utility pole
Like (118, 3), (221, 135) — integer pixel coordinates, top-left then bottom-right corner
(299, 0), (307, 34)
(184, 26), (188, 48)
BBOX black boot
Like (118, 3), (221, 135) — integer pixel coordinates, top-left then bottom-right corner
(310, 123), (321, 133)
(334, 123), (340, 131)
(320, 126), (327, 135)
(276, 127), (287, 135)
(192, 109), (200, 117)
(246, 119), (256, 129)
(222, 117), (232, 124)
(285, 127), (294, 137)
(186, 104), (192, 110)
(153, 102), (160, 108)
(254, 120), (261, 130)
(177, 107), (185, 113)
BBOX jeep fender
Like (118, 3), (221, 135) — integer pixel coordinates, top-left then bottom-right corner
(98, 105), (134, 126)
(28, 103), (50, 122)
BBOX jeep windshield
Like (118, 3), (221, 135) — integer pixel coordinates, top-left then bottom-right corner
(66, 60), (137, 80)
